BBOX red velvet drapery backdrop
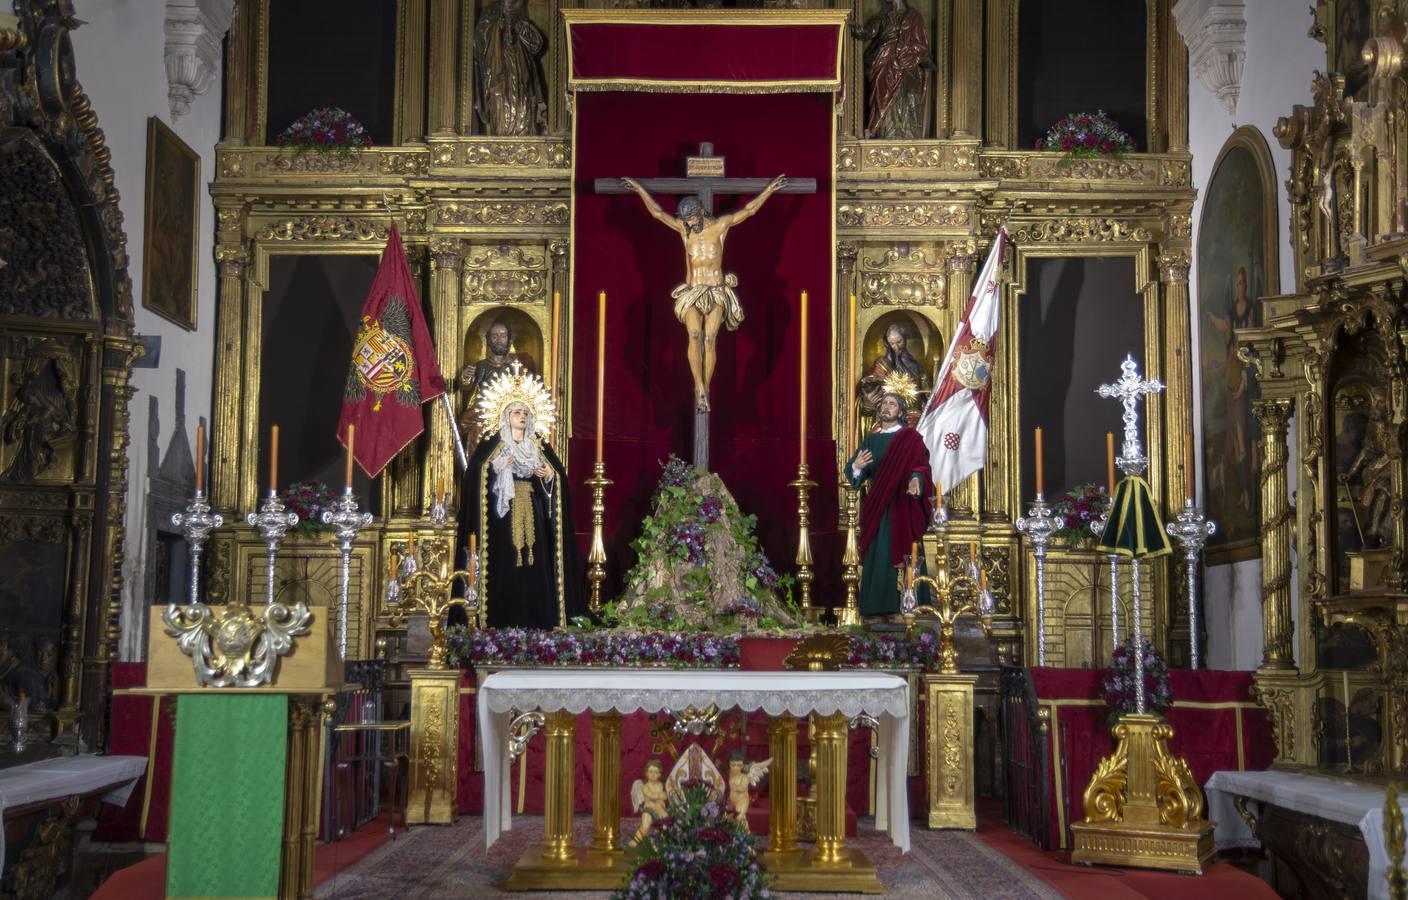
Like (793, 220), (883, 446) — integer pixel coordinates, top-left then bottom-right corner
(569, 65), (838, 597)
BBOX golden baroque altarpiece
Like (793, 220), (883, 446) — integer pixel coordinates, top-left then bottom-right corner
(206, 0), (1196, 675)
(1238, 0), (1408, 778)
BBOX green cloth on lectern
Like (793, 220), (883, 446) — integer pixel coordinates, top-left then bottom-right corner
(1096, 475), (1173, 559)
(167, 694), (288, 900)
(847, 429), (919, 616)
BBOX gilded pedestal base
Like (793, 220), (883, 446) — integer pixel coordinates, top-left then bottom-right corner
(505, 847), (635, 891)
(769, 846), (884, 894)
(407, 667), (460, 825)
(1069, 713), (1215, 874)
(924, 673), (978, 830)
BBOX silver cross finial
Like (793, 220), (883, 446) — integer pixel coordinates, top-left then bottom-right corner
(1096, 355), (1164, 477)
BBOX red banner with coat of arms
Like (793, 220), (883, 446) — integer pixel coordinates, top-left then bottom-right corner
(337, 225), (446, 477)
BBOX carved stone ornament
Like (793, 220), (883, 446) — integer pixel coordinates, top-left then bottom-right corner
(1172, 0), (1246, 115)
(161, 598), (313, 688)
(163, 0), (234, 119)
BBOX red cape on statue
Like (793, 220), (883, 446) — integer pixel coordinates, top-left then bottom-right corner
(858, 426), (931, 567)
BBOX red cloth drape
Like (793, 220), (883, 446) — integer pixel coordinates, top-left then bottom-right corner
(96, 663), (174, 842)
(568, 23), (842, 87)
(570, 80), (838, 596)
(1028, 667), (1275, 850)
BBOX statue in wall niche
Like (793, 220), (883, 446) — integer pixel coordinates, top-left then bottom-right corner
(1339, 398), (1398, 548)
(474, 0), (548, 136)
(1, 344), (78, 482)
(858, 320), (930, 430)
(849, 0), (934, 140)
(457, 319), (537, 447)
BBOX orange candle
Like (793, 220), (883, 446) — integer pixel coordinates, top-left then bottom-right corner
(548, 290), (560, 397)
(194, 422), (204, 494)
(269, 425), (279, 494)
(1034, 426), (1044, 496)
(407, 532), (415, 558)
(1106, 431), (1116, 495)
(437, 474), (446, 505)
(935, 479), (944, 509)
(468, 533), (477, 580)
(596, 291), (606, 464)
(969, 542), (977, 564)
(344, 424), (355, 489)
(1184, 433), (1195, 503)
(799, 290), (808, 466)
(847, 293), (857, 450)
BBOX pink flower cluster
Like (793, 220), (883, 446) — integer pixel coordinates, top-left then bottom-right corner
(276, 107), (372, 157)
(1035, 111), (1135, 162)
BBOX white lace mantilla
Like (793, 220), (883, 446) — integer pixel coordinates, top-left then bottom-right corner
(480, 669), (909, 719)
(478, 669), (913, 853)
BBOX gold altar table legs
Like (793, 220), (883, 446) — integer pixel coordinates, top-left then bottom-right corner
(507, 709), (882, 893)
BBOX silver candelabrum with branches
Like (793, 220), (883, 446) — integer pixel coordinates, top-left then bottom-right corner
(1096, 354), (1163, 714)
(322, 488), (373, 659)
(1089, 501), (1120, 654)
(1016, 495), (1060, 666)
(247, 491), (300, 606)
(171, 490), (224, 606)
(1166, 499), (1216, 670)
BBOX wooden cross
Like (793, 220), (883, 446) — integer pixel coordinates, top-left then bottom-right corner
(593, 142), (817, 214)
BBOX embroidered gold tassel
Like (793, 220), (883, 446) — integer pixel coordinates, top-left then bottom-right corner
(511, 481), (535, 566)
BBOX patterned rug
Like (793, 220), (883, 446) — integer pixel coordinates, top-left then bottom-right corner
(314, 816), (1061, 899)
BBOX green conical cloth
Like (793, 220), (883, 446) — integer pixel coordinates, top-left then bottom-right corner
(1096, 475), (1172, 559)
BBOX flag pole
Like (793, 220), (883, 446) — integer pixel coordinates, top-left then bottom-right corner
(441, 394), (468, 471)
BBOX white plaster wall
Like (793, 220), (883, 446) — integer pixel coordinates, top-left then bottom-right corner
(1187, 0), (1321, 669)
(70, 1), (223, 660)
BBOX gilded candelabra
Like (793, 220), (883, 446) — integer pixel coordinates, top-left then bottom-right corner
(322, 488), (372, 659)
(1016, 495), (1059, 666)
(790, 463), (819, 622)
(171, 489), (223, 606)
(585, 462), (611, 615)
(902, 553), (994, 674)
(388, 537), (477, 669)
(1165, 498), (1216, 669)
(836, 480), (860, 627)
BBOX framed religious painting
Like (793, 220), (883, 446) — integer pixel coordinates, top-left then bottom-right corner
(141, 117), (199, 330)
(1197, 127), (1279, 564)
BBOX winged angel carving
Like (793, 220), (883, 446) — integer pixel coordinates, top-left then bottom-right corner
(726, 753), (772, 821)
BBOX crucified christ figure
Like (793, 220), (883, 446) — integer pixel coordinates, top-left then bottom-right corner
(621, 174), (787, 412)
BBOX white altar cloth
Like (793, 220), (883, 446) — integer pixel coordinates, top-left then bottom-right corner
(0, 754), (147, 869)
(1207, 769), (1408, 900)
(477, 669), (911, 852)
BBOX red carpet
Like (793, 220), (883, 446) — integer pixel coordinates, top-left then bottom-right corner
(973, 801), (1276, 900)
(91, 813), (395, 900)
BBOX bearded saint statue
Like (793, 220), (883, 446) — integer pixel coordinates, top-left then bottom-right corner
(849, 0), (934, 140)
(474, 0), (548, 136)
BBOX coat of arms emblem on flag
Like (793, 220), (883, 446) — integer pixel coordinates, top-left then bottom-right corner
(347, 299), (420, 411)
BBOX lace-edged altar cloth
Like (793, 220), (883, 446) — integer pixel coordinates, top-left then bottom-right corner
(477, 669), (912, 852)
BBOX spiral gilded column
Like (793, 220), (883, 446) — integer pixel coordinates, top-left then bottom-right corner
(1253, 397), (1295, 669)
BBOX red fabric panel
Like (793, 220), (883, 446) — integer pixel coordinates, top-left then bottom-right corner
(96, 664), (175, 842)
(738, 636), (799, 671)
(570, 89), (837, 597)
(569, 23), (840, 85)
(1030, 667), (1276, 850)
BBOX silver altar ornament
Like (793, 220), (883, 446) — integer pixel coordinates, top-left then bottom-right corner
(1166, 499), (1217, 670)
(171, 490), (224, 606)
(161, 596), (314, 688)
(246, 491), (299, 607)
(1096, 355), (1164, 478)
(1016, 495), (1060, 666)
(322, 487), (373, 659)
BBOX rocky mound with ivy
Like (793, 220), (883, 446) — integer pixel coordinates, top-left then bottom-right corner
(607, 456), (803, 632)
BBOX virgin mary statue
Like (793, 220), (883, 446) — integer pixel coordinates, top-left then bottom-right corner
(454, 364), (582, 629)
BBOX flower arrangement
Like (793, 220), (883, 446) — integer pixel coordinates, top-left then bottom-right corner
(613, 781), (772, 900)
(275, 107), (372, 157)
(1052, 483), (1110, 548)
(1104, 637), (1173, 719)
(1034, 111), (1136, 165)
(444, 626), (944, 672)
(280, 481), (337, 537)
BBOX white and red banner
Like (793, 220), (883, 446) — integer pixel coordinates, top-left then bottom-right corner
(917, 227), (1009, 494)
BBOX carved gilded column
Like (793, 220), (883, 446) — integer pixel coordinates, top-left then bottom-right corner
(548, 238), (570, 450)
(1254, 397), (1296, 669)
(425, 238), (463, 515)
(950, 0), (983, 139)
(221, 0), (256, 144)
(836, 241), (859, 463)
(427, 0), (458, 136)
(841, 0), (864, 138)
(947, 247), (979, 515)
(397, 0), (428, 142)
(1164, 5), (1189, 152)
(212, 242), (250, 513)
(1157, 245), (1192, 509)
(983, 0), (1014, 148)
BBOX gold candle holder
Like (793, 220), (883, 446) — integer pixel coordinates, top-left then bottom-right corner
(836, 482), (862, 627)
(389, 537), (475, 670)
(903, 547), (993, 674)
(789, 463), (818, 620)
(585, 462), (611, 615)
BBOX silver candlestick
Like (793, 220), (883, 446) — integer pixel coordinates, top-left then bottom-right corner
(1017, 494), (1060, 666)
(322, 488), (373, 659)
(172, 491), (224, 606)
(1166, 498), (1217, 670)
(246, 492), (299, 606)
(1090, 500), (1120, 654)
(1131, 557), (1147, 714)
(428, 495), (448, 527)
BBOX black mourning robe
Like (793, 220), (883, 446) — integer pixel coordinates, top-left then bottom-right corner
(451, 433), (583, 629)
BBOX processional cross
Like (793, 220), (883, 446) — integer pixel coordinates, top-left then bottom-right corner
(1096, 355), (1165, 478)
(596, 144), (817, 469)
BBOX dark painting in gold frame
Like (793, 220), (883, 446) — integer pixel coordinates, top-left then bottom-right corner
(1197, 127), (1279, 564)
(141, 117), (199, 331)
(1320, 0), (1376, 99)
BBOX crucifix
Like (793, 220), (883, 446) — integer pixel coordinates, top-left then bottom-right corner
(595, 143), (816, 469)
(1095, 354), (1165, 479)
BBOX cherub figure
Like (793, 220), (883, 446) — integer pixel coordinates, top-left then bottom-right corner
(725, 752), (771, 822)
(629, 758), (668, 846)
